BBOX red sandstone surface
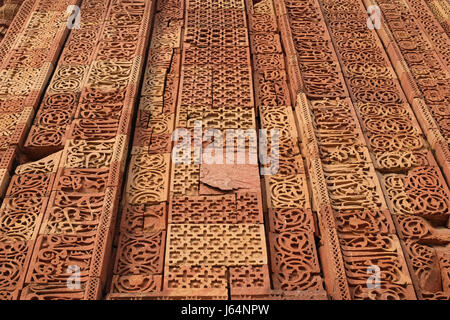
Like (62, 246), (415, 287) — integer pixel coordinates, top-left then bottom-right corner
(0, 0), (448, 300)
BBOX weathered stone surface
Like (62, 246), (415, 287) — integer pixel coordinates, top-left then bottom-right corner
(0, 0), (448, 302)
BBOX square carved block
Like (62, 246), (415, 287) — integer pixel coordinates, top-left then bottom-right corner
(125, 153), (171, 204)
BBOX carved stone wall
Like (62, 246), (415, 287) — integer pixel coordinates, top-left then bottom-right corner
(0, 0), (448, 300)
